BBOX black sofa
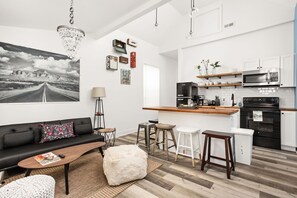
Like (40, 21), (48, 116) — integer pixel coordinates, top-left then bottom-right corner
(0, 117), (104, 171)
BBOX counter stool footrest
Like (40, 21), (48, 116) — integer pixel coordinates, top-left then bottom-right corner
(210, 155), (228, 161)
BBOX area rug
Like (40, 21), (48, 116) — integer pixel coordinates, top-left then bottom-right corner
(3, 152), (162, 198)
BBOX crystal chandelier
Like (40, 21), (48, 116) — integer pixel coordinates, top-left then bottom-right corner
(57, 0), (85, 60)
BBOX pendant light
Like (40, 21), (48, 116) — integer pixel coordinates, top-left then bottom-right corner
(57, 0), (85, 60)
(187, 0), (199, 38)
(154, 8), (159, 29)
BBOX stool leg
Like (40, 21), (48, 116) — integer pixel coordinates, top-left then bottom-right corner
(136, 125), (141, 144)
(225, 138), (231, 179)
(207, 137), (211, 163)
(152, 128), (160, 155)
(190, 133), (195, 167)
(162, 131), (165, 151)
(197, 132), (201, 160)
(144, 126), (148, 151)
(175, 132), (181, 161)
(165, 130), (169, 160)
(170, 129), (177, 149)
(201, 135), (208, 171)
(228, 138), (235, 171)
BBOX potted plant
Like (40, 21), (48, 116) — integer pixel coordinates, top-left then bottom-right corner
(210, 61), (221, 74)
(196, 65), (203, 75)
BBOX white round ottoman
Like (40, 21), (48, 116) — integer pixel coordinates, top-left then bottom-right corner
(103, 145), (148, 186)
(0, 175), (55, 198)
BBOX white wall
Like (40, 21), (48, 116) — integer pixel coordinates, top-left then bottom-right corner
(0, 26), (178, 136)
(160, 0), (296, 53)
(181, 22), (295, 107)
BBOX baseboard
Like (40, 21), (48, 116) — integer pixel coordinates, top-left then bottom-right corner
(281, 145), (296, 152)
(116, 128), (137, 138)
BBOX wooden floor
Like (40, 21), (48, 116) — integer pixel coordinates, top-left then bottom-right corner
(115, 132), (297, 198)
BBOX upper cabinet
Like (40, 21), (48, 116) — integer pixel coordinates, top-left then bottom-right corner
(243, 56), (280, 71)
(260, 56), (280, 70)
(243, 59), (260, 71)
(280, 54), (295, 87)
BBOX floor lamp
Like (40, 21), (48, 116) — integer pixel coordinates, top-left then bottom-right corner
(92, 87), (106, 130)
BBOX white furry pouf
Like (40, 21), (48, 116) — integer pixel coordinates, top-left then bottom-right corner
(103, 145), (148, 186)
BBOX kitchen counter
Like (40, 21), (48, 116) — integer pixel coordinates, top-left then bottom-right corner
(143, 106), (239, 115)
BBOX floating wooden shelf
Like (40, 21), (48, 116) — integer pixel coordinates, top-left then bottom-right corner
(199, 83), (242, 89)
(196, 72), (242, 79)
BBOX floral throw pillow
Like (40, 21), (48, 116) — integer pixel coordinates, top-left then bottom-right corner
(40, 122), (75, 143)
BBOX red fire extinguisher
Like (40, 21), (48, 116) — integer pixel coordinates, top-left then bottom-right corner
(130, 52), (136, 68)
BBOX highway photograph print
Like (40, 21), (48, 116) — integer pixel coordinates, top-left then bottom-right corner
(0, 41), (80, 103)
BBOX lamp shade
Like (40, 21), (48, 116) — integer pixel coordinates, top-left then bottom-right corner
(92, 87), (106, 98)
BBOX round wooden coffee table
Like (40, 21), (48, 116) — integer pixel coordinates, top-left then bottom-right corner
(18, 142), (105, 195)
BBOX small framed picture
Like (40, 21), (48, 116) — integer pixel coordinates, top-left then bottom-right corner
(120, 69), (131, 85)
(106, 55), (118, 70)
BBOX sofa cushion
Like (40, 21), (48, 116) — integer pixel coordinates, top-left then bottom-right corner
(61, 118), (93, 135)
(0, 134), (104, 170)
(3, 130), (35, 149)
(40, 123), (75, 143)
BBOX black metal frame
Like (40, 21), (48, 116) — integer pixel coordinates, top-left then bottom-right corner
(93, 97), (105, 129)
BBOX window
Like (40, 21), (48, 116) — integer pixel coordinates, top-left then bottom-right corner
(143, 64), (160, 107)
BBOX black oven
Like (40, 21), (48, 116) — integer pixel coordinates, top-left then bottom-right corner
(240, 97), (280, 149)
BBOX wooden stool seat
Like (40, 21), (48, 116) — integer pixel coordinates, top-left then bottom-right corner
(155, 123), (175, 130)
(152, 123), (177, 160)
(98, 128), (116, 133)
(201, 130), (235, 179)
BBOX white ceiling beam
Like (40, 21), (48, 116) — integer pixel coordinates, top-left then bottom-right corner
(90, 0), (171, 39)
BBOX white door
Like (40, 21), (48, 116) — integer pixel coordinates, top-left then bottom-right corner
(143, 65), (160, 107)
(281, 111), (297, 148)
(280, 54), (295, 87)
(243, 59), (260, 71)
(260, 56), (280, 70)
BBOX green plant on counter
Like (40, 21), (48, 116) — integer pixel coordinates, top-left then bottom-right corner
(210, 61), (221, 69)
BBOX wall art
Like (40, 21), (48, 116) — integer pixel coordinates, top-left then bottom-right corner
(106, 55), (118, 70)
(120, 69), (131, 85)
(0, 41), (80, 103)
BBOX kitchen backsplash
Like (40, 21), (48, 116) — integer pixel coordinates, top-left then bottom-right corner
(198, 87), (294, 108)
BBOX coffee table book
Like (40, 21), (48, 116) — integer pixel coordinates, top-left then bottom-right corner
(34, 152), (61, 166)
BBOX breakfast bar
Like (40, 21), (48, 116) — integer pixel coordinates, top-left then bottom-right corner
(143, 106), (242, 163)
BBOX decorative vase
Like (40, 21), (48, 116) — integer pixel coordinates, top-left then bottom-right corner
(212, 68), (216, 74)
(198, 69), (203, 76)
(204, 68), (209, 75)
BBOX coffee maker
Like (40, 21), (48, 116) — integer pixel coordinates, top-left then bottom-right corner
(176, 82), (198, 108)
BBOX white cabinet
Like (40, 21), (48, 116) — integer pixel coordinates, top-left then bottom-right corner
(280, 54), (295, 87)
(260, 56), (280, 70)
(243, 59), (260, 71)
(281, 111), (297, 151)
(243, 56), (280, 71)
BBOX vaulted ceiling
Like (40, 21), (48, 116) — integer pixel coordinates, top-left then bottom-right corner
(0, 0), (170, 39)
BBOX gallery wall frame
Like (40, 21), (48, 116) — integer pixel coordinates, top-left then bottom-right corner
(0, 41), (80, 103)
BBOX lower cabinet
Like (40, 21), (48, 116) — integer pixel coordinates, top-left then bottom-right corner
(281, 111), (297, 151)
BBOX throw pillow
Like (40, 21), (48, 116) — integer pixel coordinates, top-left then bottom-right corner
(40, 122), (75, 143)
(3, 130), (35, 149)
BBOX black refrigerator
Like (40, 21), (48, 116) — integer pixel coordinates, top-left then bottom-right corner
(176, 82), (198, 107)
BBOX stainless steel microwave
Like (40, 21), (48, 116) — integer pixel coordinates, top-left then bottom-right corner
(242, 68), (280, 87)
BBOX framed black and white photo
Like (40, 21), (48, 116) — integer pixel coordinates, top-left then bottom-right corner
(0, 41), (80, 103)
(120, 69), (131, 85)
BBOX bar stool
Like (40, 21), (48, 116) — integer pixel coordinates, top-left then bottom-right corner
(152, 123), (177, 160)
(148, 119), (159, 124)
(97, 128), (116, 148)
(136, 122), (157, 153)
(175, 127), (201, 167)
(200, 130), (235, 179)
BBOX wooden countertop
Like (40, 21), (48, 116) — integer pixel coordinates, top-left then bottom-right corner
(143, 106), (239, 115)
